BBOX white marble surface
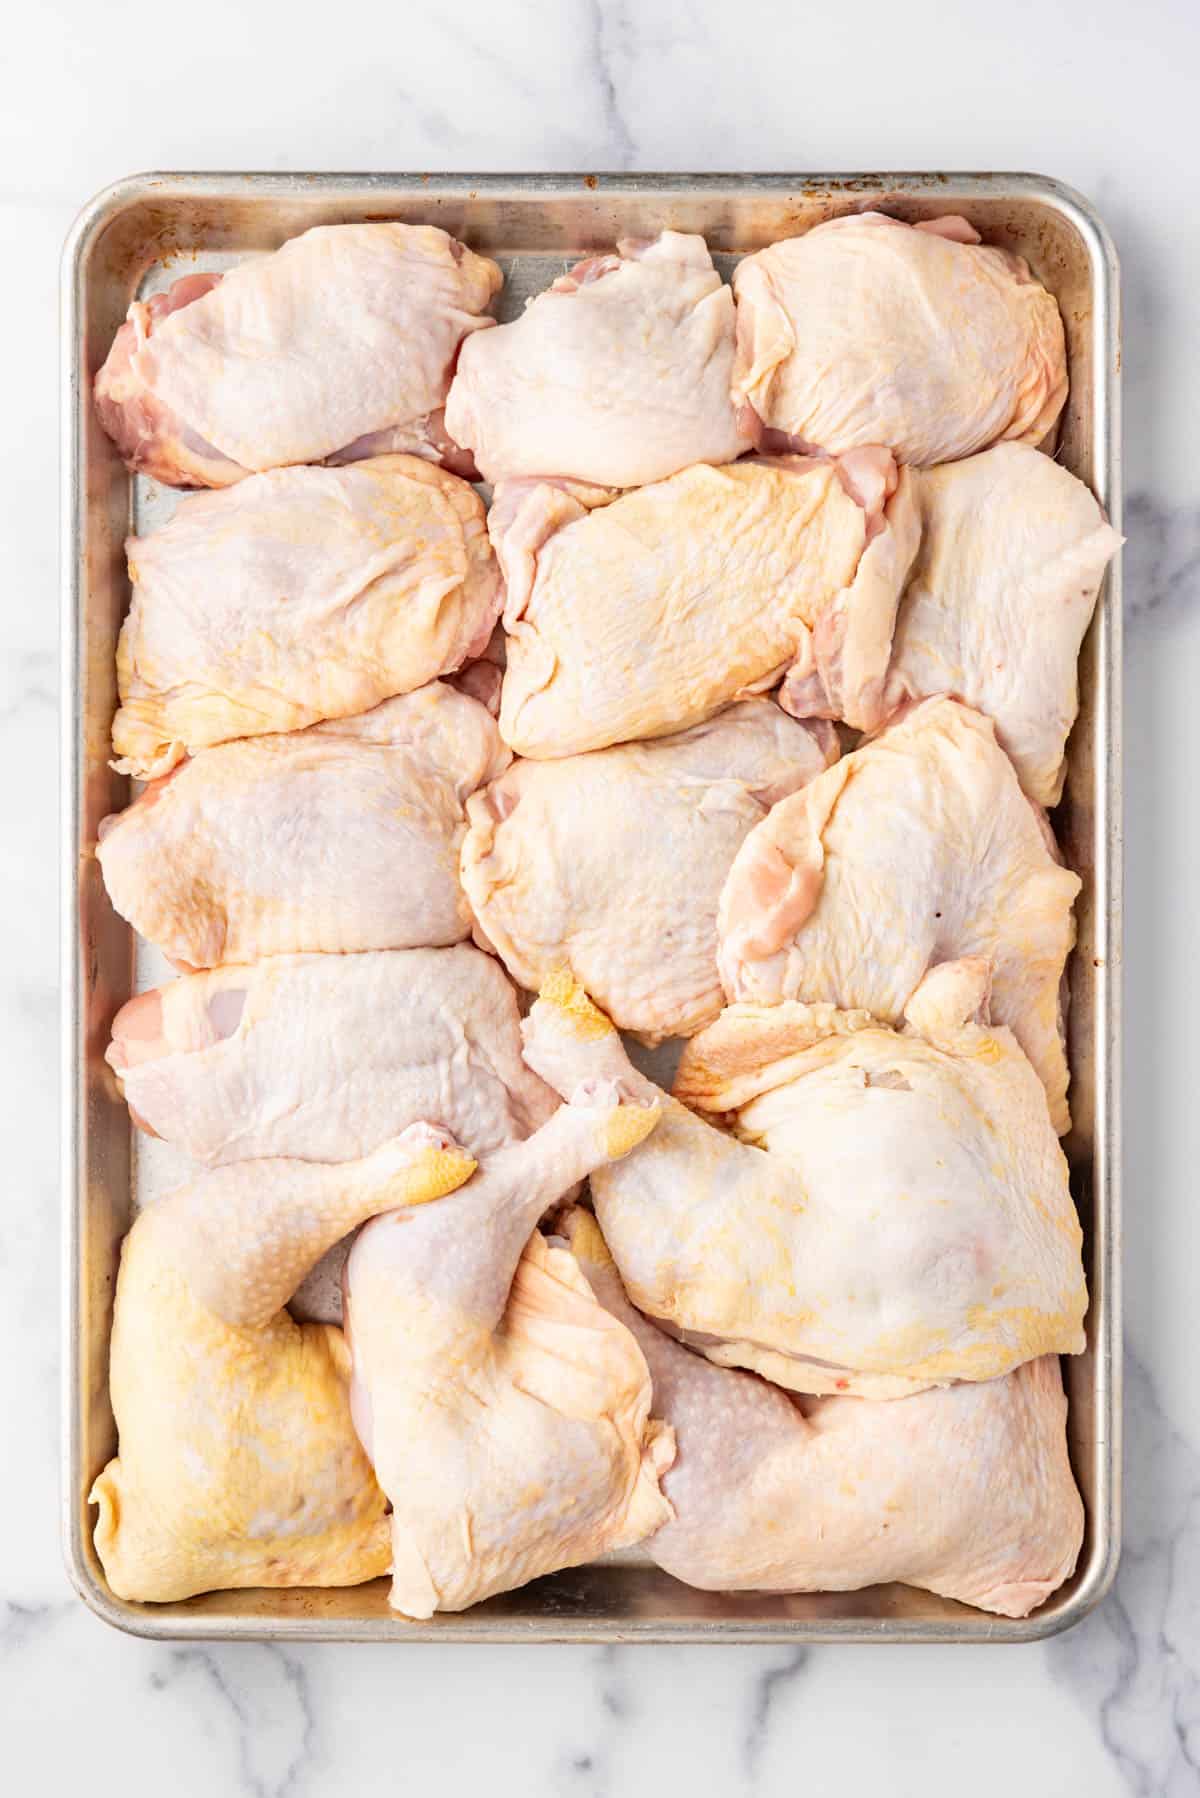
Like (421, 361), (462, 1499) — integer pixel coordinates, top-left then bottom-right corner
(5, 0), (1198, 1788)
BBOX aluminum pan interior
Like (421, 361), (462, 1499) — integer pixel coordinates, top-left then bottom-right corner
(61, 173), (1122, 1642)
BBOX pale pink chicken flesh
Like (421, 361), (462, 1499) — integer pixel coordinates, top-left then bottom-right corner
(94, 223), (501, 487)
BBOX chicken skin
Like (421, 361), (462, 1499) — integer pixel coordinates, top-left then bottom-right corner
(91, 1128), (477, 1603)
(445, 231), (745, 487)
(106, 945), (556, 1165)
(870, 443), (1122, 804)
(459, 701), (837, 1042)
(719, 698), (1080, 1133)
(99, 683), (508, 968)
(94, 223), (501, 487)
(732, 213), (1067, 465)
(111, 455), (500, 780)
(569, 1212), (1083, 1620)
(520, 969), (1086, 1398)
(494, 449), (915, 758)
(344, 1088), (673, 1617)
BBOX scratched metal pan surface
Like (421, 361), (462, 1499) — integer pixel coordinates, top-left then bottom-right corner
(61, 173), (1122, 1642)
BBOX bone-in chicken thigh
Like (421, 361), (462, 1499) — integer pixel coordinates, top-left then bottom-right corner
(460, 702), (837, 1042)
(569, 1213), (1083, 1619)
(445, 231), (745, 487)
(520, 970), (1086, 1397)
(874, 443), (1122, 804)
(111, 455), (500, 780)
(494, 451), (914, 758)
(94, 223), (501, 487)
(345, 1089), (673, 1617)
(719, 698), (1081, 1132)
(732, 213), (1067, 465)
(107, 945), (556, 1165)
(99, 683), (508, 968)
(92, 1129), (476, 1602)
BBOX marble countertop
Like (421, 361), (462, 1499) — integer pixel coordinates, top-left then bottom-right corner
(7, 0), (1198, 1789)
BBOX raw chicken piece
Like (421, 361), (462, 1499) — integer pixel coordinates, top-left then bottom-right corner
(719, 698), (1081, 1132)
(98, 683), (508, 968)
(445, 231), (745, 486)
(520, 969), (1086, 1397)
(111, 455), (500, 780)
(345, 1088), (673, 1617)
(733, 213), (1067, 465)
(106, 944), (556, 1166)
(870, 443), (1122, 804)
(94, 223), (501, 487)
(91, 1128), (477, 1603)
(460, 701), (837, 1042)
(494, 451), (915, 758)
(569, 1213), (1083, 1619)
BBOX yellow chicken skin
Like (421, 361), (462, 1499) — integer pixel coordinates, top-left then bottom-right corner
(569, 1212), (1084, 1620)
(112, 455), (501, 780)
(92, 1130), (477, 1604)
(732, 213), (1067, 466)
(718, 697), (1081, 1133)
(493, 452), (913, 759)
(345, 1084), (674, 1617)
(519, 969), (1086, 1399)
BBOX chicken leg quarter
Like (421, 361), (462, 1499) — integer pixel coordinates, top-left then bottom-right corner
(344, 1086), (674, 1617)
(91, 1129), (477, 1603)
(520, 969), (1086, 1396)
(568, 1211), (1084, 1620)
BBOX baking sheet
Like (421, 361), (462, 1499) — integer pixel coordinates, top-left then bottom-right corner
(62, 173), (1121, 1641)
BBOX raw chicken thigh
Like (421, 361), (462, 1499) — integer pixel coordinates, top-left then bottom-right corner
(521, 970), (1086, 1397)
(445, 231), (745, 486)
(111, 455), (500, 779)
(719, 698), (1081, 1133)
(732, 213), (1067, 465)
(344, 1089), (673, 1617)
(495, 450), (914, 758)
(460, 701), (837, 1042)
(99, 683), (508, 968)
(106, 944), (556, 1165)
(569, 1213), (1083, 1620)
(874, 443), (1122, 804)
(94, 223), (501, 487)
(92, 1128), (476, 1602)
